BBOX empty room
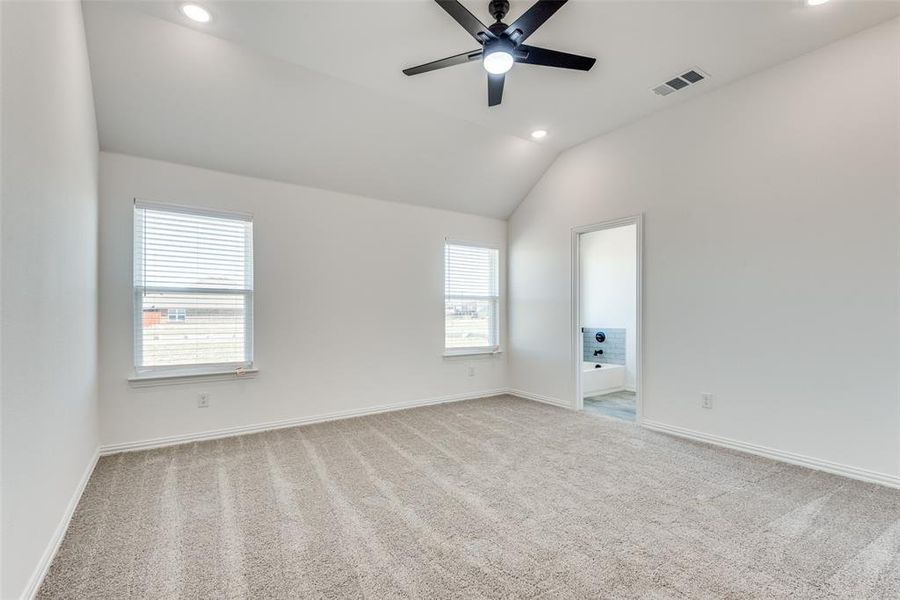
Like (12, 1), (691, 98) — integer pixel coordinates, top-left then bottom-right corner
(2, 0), (900, 598)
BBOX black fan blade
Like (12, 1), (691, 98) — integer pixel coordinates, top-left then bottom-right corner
(516, 45), (595, 71)
(488, 73), (505, 106)
(503, 0), (568, 44)
(436, 1), (496, 43)
(403, 50), (482, 76)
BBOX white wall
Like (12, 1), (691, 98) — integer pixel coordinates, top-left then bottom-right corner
(1, 1), (100, 597)
(509, 19), (900, 478)
(581, 225), (637, 388)
(98, 153), (507, 447)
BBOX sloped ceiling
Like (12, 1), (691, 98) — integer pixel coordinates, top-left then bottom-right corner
(83, 1), (900, 218)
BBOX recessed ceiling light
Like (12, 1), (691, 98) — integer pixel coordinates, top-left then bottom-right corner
(181, 3), (211, 23)
(530, 129), (548, 140)
(806, 0), (830, 6)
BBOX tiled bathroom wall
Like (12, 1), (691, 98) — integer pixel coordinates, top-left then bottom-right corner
(583, 327), (626, 364)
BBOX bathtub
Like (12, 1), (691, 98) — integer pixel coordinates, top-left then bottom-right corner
(582, 362), (626, 396)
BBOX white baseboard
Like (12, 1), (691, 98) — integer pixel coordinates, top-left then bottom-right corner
(506, 388), (573, 409)
(22, 448), (100, 600)
(99, 388), (510, 455)
(642, 419), (900, 490)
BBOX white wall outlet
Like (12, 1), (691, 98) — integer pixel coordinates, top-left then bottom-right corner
(198, 393), (210, 408)
(700, 393), (713, 409)
(467, 366), (475, 377)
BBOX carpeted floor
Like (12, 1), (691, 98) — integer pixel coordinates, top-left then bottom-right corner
(39, 395), (900, 599)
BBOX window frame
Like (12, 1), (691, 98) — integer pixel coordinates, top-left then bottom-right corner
(132, 199), (255, 380)
(443, 239), (501, 357)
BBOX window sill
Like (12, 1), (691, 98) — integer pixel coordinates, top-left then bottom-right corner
(443, 349), (503, 358)
(128, 367), (258, 387)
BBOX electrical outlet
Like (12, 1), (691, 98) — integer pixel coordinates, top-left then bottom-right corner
(198, 393), (210, 408)
(700, 393), (713, 409)
(467, 366), (475, 377)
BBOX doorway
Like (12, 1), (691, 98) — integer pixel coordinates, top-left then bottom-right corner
(572, 216), (642, 422)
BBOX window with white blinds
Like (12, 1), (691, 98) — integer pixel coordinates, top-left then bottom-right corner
(133, 201), (253, 373)
(444, 242), (500, 353)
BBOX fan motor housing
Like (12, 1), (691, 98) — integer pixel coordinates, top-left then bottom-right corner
(484, 38), (516, 57)
(488, 21), (509, 36)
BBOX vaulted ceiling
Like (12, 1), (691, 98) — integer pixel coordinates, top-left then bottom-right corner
(83, 1), (900, 218)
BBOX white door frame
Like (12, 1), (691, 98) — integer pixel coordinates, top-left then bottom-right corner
(571, 214), (644, 420)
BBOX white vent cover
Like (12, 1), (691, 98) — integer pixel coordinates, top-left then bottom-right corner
(652, 67), (709, 96)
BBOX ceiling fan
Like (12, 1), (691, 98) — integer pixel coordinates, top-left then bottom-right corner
(403, 0), (595, 107)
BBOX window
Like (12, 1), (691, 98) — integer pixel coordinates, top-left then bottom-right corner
(133, 201), (253, 375)
(444, 242), (500, 354)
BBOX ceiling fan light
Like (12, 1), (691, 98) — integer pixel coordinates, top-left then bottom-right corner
(483, 50), (514, 75)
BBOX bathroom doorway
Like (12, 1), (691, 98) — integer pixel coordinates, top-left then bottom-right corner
(572, 216), (642, 422)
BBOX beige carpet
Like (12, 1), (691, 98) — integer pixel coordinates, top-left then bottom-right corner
(39, 395), (900, 599)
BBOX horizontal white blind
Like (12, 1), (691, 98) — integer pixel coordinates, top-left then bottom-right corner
(134, 203), (253, 370)
(445, 243), (499, 350)
(134, 205), (253, 290)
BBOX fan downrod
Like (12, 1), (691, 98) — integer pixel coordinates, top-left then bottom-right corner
(488, 0), (510, 22)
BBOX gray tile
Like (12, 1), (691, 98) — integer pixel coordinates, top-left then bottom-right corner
(584, 391), (636, 422)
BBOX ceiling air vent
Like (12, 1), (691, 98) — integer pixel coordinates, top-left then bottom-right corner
(652, 68), (709, 97)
